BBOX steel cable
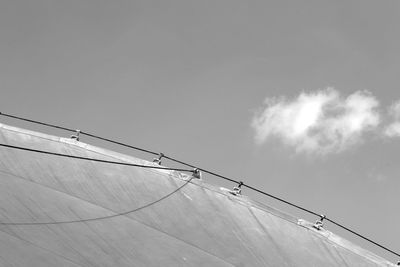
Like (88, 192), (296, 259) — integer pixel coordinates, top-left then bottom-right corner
(0, 143), (193, 173)
(0, 112), (76, 132)
(325, 218), (400, 258)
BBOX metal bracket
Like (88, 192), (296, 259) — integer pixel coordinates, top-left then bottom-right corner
(70, 130), (81, 141)
(153, 153), (164, 165)
(192, 168), (202, 179)
(230, 181), (244, 196)
(313, 215), (326, 230)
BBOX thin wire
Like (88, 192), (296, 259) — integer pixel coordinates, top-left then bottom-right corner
(0, 112), (75, 132)
(163, 155), (320, 215)
(163, 156), (237, 183)
(0, 112), (159, 156)
(1, 112), (399, 259)
(325, 218), (400, 258)
(0, 143), (193, 173)
(0, 177), (193, 226)
(81, 131), (159, 156)
(242, 184), (320, 217)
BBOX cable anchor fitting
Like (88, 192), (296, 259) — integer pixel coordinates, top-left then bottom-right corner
(192, 168), (202, 179)
(313, 214), (326, 230)
(153, 153), (164, 165)
(70, 130), (81, 141)
(230, 181), (244, 196)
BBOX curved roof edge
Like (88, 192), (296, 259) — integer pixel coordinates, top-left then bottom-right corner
(0, 122), (396, 266)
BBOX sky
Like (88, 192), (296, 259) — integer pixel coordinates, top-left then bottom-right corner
(0, 0), (400, 262)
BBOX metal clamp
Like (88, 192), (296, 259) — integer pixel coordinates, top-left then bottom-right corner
(313, 214), (326, 230)
(153, 153), (164, 165)
(192, 168), (202, 179)
(230, 181), (244, 196)
(70, 130), (81, 141)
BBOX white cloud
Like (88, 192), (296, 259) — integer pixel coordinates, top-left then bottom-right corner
(384, 101), (400, 137)
(251, 88), (380, 154)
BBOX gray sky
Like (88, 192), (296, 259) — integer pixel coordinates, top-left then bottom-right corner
(1, 0), (400, 261)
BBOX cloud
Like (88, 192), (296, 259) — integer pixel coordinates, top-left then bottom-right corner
(251, 88), (380, 154)
(384, 100), (400, 137)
